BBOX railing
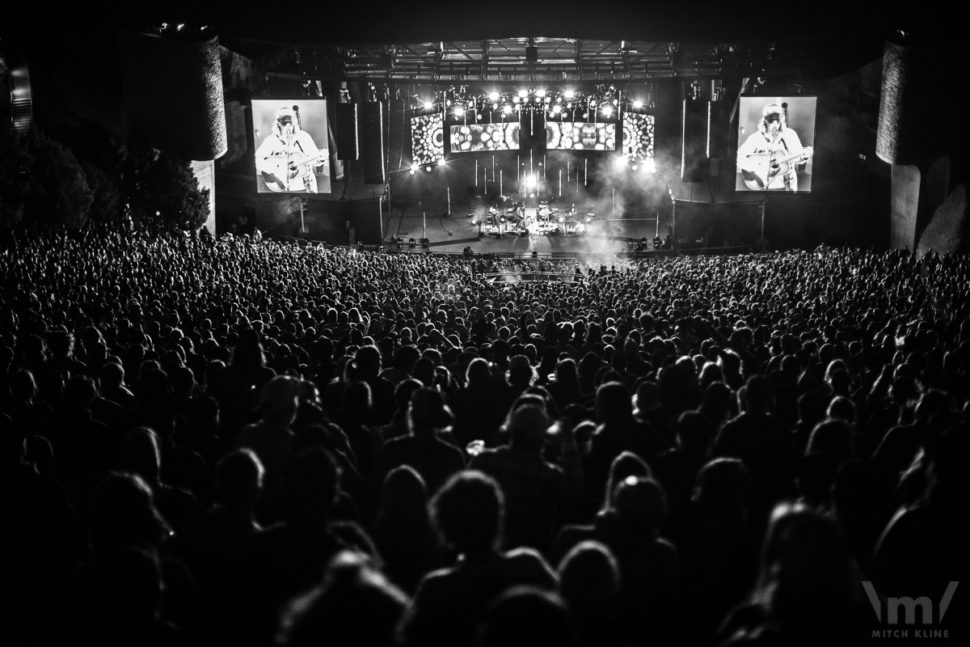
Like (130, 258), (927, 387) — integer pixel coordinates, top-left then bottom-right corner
(482, 271), (585, 283)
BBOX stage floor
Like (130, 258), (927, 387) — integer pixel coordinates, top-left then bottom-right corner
(385, 198), (667, 256)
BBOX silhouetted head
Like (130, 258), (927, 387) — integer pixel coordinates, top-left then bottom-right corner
(506, 404), (550, 454)
(595, 381), (632, 423)
(476, 586), (573, 647)
(88, 472), (171, 554)
(431, 470), (504, 555)
(694, 457), (752, 513)
(119, 426), (162, 485)
(754, 501), (854, 630)
(377, 465), (428, 522)
(215, 448), (265, 513)
(260, 375), (301, 424)
(277, 550), (408, 647)
(558, 540), (620, 611)
(408, 387), (454, 434)
(614, 476), (667, 535)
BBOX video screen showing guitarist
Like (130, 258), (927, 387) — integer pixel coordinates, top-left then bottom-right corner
(256, 105), (328, 193)
(737, 101), (814, 192)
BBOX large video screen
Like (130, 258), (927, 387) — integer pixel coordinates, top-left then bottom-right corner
(622, 113), (655, 161)
(252, 99), (330, 194)
(411, 114), (445, 166)
(736, 96), (817, 193)
(449, 123), (519, 152)
(547, 122), (616, 151)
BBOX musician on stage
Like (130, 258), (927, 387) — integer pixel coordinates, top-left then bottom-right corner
(737, 103), (812, 192)
(256, 105), (326, 193)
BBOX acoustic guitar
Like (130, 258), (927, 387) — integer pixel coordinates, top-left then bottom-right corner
(741, 146), (813, 190)
(261, 151), (329, 192)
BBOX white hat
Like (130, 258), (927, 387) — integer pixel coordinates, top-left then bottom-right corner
(762, 104), (783, 120)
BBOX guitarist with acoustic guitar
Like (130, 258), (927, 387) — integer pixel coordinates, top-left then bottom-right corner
(737, 103), (813, 192)
(256, 105), (327, 193)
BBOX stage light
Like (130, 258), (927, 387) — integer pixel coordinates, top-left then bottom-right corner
(518, 89), (528, 98)
(453, 107), (464, 118)
(423, 101), (433, 110)
(424, 165), (433, 173)
(492, 103), (498, 110)
(489, 91), (500, 101)
(536, 88), (546, 98)
(633, 100), (643, 109)
(437, 158), (446, 166)
(631, 162), (639, 171)
(524, 174), (537, 190)
(612, 156), (628, 172)
(410, 163), (418, 174)
(503, 104), (513, 114)
(601, 105), (613, 117)
(552, 105), (561, 114)
(564, 89), (575, 99)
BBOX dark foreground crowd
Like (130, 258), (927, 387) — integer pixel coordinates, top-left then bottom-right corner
(2, 227), (967, 647)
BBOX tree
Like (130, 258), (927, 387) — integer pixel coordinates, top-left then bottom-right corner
(0, 128), (27, 229)
(122, 146), (210, 231)
(82, 161), (123, 225)
(61, 125), (126, 225)
(19, 130), (93, 229)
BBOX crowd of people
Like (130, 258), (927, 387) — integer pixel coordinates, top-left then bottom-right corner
(2, 225), (967, 646)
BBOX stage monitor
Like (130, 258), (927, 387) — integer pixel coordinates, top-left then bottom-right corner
(411, 113), (445, 166)
(449, 123), (519, 152)
(622, 113), (655, 161)
(252, 99), (331, 194)
(736, 96), (817, 193)
(547, 122), (616, 151)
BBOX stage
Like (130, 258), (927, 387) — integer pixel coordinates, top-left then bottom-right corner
(384, 197), (667, 256)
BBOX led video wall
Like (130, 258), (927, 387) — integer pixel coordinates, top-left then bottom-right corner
(411, 113), (445, 166)
(736, 96), (817, 193)
(547, 122), (616, 151)
(449, 123), (520, 152)
(622, 113), (655, 161)
(252, 99), (330, 194)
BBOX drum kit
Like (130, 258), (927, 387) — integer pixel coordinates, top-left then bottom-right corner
(537, 201), (559, 223)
